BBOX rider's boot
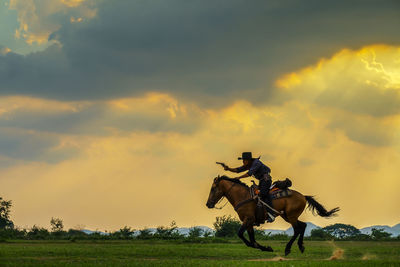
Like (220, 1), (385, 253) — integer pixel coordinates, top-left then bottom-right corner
(262, 195), (275, 223)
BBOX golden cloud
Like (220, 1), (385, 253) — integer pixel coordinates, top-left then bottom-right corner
(9, 0), (96, 45)
(0, 96), (89, 117)
(274, 44), (400, 146)
(0, 46), (12, 55)
(61, 0), (86, 8)
(276, 45), (400, 116)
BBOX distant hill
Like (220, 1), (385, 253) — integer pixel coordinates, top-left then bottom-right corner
(81, 229), (109, 235)
(360, 224), (400, 237)
(284, 222), (321, 236)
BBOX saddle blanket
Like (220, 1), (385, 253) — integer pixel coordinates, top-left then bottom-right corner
(250, 185), (292, 200)
(270, 188), (292, 200)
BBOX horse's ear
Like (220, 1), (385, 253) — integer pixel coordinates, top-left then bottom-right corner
(217, 175), (220, 178)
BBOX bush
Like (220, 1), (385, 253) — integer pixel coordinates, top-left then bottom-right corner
(213, 215), (241, 237)
(203, 230), (214, 237)
(267, 233), (290, 240)
(310, 228), (333, 240)
(67, 229), (88, 240)
(351, 233), (372, 241)
(136, 228), (153, 240)
(27, 225), (50, 240)
(254, 228), (267, 239)
(371, 228), (392, 240)
(112, 226), (134, 239)
(188, 227), (203, 238)
(0, 228), (27, 240)
(153, 221), (183, 240)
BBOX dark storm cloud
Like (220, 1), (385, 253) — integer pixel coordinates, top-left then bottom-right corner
(0, 103), (199, 163)
(0, 102), (200, 136)
(0, 0), (399, 105)
(0, 127), (78, 163)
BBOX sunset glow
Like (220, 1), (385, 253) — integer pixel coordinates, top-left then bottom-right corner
(1, 1), (399, 232)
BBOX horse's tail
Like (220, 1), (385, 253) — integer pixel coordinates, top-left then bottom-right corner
(305, 196), (339, 218)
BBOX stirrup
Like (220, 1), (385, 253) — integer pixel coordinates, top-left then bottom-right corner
(258, 197), (282, 216)
(266, 212), (275, 223)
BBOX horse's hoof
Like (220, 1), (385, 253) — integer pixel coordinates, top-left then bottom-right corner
(285, 250), (291, 256)
(259, 245), (273, 252)
(299, 245), (305, 253)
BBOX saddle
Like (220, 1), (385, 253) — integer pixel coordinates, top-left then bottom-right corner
(250, 178), (293, 225)
(250, 178), (293, 199)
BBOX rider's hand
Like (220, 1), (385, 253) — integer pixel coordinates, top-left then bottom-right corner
(223, 165), (229, 171)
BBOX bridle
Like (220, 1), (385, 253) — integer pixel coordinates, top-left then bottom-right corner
(210, 177), (237, 209)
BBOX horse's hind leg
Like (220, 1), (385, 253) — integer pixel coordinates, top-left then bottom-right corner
(247, 225), (273, 252)
(297, 221), (306, 253)
(285, 221), (300, 256)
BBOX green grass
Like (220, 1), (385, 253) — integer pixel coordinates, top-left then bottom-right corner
(0, 240), (399, 266)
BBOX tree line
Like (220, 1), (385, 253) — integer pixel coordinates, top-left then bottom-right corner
(1, 197), (398, 241)
(212, 215), (399, 241)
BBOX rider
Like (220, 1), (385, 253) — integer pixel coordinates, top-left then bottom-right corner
(220, 152), (275, 222)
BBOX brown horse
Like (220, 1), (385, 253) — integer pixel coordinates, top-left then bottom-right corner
(206, 175), (339, 255)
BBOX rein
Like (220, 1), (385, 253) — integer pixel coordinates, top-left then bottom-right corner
(213, 180), (237, 209)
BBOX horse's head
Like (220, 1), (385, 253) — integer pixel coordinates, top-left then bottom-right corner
(206, 175), (224, 208)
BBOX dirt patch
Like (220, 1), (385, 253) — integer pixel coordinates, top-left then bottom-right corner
(248, 256), (289, 261)
(361, 254), (377, 260)
(327, 241), (344, 260)
(328, 248), (344, 260)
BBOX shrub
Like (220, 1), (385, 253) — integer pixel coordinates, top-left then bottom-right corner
(213, 215), (241, 237)
(371, 228), (392, 240)
(267, 233), (290, 240)
(27, 225), (50, 240)
(188, 227), (203, 238)
(154, 221), (183, 240)
(113, 226), (134, 239)
(67, 229), (88, 240)
(136, 228), (153, 240)
(310, 228), (333, 240)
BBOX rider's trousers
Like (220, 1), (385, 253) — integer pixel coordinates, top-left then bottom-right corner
(259, 175), (272, 205)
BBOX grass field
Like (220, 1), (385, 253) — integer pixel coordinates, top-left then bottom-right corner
(0, 240), (399, 266)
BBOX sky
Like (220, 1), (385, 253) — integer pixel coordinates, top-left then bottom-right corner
(0, 0), (400, 231)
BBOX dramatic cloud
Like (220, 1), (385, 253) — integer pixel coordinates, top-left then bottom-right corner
(275, 45), (400, 146)
(1, 1), (400, 230)
(1, 0), (400, 104)
(9, 0), (96, 44)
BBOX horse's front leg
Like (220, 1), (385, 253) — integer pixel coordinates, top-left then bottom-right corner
(247, 225), (273, 252)
(237, 222), (253, 247)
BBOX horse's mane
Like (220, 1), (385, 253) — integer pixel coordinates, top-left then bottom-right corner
(219, 175), (249, 188)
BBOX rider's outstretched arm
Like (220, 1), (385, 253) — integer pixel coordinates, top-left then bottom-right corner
(226, 166), (240, 173)
(226, 165), (246, 173)
(217, 162), (247, 174)
(235, 173), (250, 179)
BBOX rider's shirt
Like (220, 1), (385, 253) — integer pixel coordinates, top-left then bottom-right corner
(236, 159), (271, 180)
